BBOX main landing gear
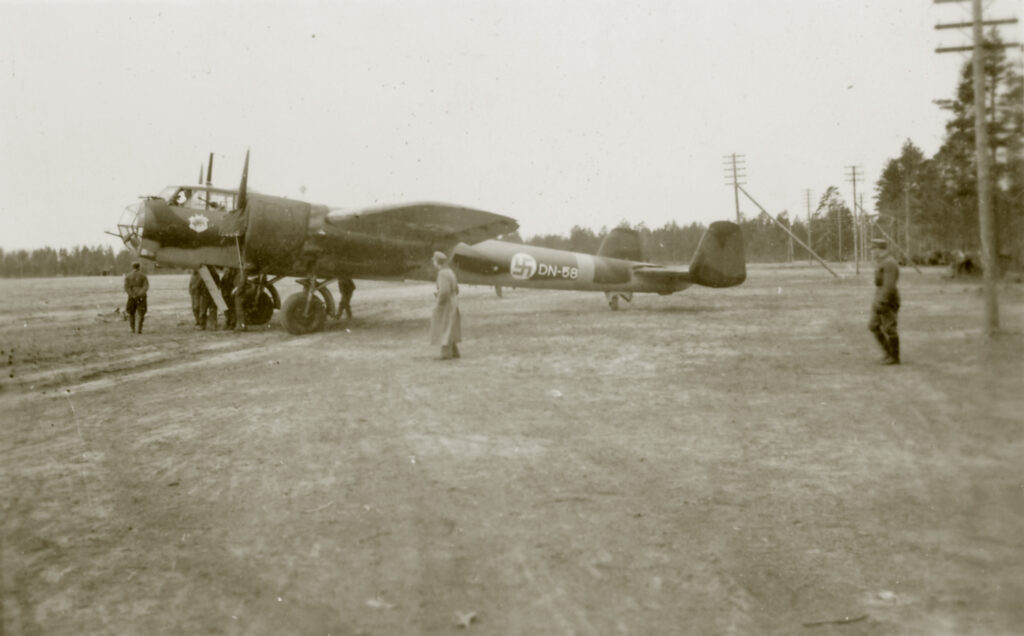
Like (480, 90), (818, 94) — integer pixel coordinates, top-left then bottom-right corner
(605, 291), (632, 311)
(234, 274), (280, 327)
(280, 277), (338, 335)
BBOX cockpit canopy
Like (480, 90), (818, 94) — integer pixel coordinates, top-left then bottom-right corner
(158, 185), (237, 211)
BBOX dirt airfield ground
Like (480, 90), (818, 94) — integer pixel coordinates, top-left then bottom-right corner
(1, 264), (1022, 635)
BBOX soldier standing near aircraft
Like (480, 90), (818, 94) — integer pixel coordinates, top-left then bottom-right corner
(338, 278), (355, 319)
(869, 239), (901, 365)
(124, 262), (149, 334)
(188, 269), (204, 328)
(430, 251), (461, 360)
(233, 269), (252, 332)
(220, 268), (238, 330)
(198, 268), (220, 330)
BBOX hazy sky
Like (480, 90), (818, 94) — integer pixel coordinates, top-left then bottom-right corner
(1, 0), (1021, 250)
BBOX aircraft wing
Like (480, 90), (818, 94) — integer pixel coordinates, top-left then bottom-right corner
(325, 202), (518, 246)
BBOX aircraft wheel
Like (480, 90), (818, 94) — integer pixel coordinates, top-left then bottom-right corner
(281, 292), (326, 335)
(245, 289), (276, 326)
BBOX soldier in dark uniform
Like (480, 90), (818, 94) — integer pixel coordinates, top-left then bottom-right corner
(232, 269), (253, 332)
(188, 269), (204, 328)
(198, 268), (220, 330)
(124, 262), (149, 334)
(338, 278), (355, 319)
(869, 239), (901, 365)
(220, 268), (238, 330)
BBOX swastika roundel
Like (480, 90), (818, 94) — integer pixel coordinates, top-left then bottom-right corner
(509, 253), (537, 280)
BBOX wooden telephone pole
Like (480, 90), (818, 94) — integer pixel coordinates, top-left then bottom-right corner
(846, 166), (863, 274)
(723, 154), (746, 223)
(935, 0), (1020, 335)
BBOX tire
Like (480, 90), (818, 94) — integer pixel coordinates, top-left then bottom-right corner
(245, 289), (276, 326)
(281, 292), (326, 335)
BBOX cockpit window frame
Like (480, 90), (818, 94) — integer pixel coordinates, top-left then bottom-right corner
(161, 186), (237, 211)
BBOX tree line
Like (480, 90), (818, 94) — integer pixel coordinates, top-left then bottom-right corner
(0, 245), (139, 278)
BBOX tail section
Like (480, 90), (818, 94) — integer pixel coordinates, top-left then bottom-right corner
(597, 227), (643, 261)
(688, 221), (746, 288)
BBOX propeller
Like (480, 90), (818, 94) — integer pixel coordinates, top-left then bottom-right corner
(204, 152), (214, 210)
(220, 149), (250, 238)
(237, 149), (249, 212)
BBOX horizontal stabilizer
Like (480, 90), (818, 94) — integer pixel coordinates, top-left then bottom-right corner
(632, 221), (745, 289)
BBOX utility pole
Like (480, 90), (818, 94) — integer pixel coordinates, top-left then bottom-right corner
(804, 189), (813, 264)
(935, 0), (1019, 335)
(723, 154), (746, 223)
(846, 166), (862, 274)
(859, 193), (867, 259)
(834, 192), (844, 264)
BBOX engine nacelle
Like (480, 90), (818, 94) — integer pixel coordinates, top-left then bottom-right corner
(243, 195), (312, 273)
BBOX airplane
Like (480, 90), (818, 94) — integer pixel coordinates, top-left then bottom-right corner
(113, 151), (746, 335)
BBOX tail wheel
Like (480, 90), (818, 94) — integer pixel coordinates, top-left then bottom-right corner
(244, 288), (276, 325)
(281, 292), (326, 335)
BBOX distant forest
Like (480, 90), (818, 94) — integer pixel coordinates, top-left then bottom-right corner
(3, 38), (1019, 278)
(0, 245), (141, 278)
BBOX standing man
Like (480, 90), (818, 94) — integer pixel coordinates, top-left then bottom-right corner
(188, 269), (204, 328)
(233, 269), (251, 332)
(198, 268), (220, 330)
(430, 251), (461, 360)
(869, 239), (901, 365)
(338, 278), (356, 320)
(219, 268), (238, 330)
(124, 261), (149, 334)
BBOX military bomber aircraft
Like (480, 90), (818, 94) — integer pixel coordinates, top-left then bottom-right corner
(114, 151), (746, 334)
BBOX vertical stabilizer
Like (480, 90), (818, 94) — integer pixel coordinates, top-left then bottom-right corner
(598, 227), (643, 262)
(688, 221), (746, 288)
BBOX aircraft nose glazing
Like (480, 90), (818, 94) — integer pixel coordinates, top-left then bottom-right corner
(116, 200), (145, 251)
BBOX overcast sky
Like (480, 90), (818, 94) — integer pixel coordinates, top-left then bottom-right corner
(1, 0), (1021, 251)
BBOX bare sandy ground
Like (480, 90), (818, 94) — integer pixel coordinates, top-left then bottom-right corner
(1, 265), (1022, 635)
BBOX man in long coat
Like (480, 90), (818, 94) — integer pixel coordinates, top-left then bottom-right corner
(430, 251), (461, 359)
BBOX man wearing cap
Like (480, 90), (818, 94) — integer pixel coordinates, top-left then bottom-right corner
(124, 261), (149, 334)
(430, 251), (461, 360)
(869, 239), (900, 365)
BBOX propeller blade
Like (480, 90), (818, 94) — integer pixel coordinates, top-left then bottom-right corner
(237, 149), (249, 212)
(206, 152), (214, 186)
(198, 164), (203, 184)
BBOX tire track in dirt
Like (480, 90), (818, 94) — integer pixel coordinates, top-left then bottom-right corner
(0, 335), (316, 408)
